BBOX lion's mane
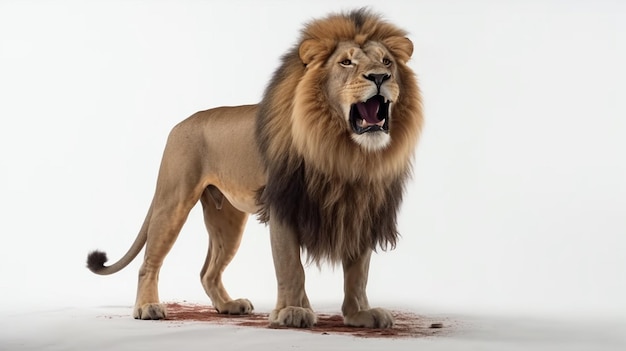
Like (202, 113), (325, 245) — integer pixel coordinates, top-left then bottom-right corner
(256, 9), (423, 263)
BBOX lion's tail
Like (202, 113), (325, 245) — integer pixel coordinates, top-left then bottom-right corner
(86, 204), (152, 275)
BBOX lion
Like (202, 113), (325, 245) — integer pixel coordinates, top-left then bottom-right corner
(87, 9), (423, 329)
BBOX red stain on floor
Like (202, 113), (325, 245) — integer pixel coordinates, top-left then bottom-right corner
(162, 302), (451, 338)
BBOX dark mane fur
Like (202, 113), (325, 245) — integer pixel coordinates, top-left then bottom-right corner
(257, 160), (407, 263)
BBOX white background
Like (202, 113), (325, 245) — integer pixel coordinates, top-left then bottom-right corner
(1, 0), (625, 333)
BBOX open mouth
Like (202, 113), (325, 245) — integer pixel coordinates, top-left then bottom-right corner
(349, 95), (390, 134)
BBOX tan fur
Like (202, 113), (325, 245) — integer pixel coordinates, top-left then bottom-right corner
(87, 9), (422, 329)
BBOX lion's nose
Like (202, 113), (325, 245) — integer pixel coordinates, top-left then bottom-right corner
(364, 73), (391, 90)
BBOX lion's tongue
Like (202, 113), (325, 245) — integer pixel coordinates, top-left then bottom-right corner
(356, 98), (381, 124)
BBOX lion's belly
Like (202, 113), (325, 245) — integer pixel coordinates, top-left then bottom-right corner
(222, 190), (260, 214)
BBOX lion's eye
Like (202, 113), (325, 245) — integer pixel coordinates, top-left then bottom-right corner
(382, 58), (392, 66)
(339, 59), (353, 67)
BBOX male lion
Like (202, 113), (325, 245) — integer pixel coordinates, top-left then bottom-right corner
(87, 9), (423, 329)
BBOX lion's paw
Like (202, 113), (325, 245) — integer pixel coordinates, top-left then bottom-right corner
(216, 298), (254, 315)
(133, 303), (167, 320)
(344, 307), (394, 328)
(269, 306), (317, 328)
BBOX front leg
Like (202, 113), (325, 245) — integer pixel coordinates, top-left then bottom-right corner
(268, 215), (317, 328)
(342, 250), (394, 328)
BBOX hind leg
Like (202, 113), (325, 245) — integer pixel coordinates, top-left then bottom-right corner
(200, 187), (253, 314)
(133, 125), (209, 319)
(133, 198), (199, 319)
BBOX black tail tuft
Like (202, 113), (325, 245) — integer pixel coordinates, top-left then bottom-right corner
(86, 250), (108, 272)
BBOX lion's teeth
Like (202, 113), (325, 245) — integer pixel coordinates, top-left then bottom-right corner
(360, 118), (386, 127)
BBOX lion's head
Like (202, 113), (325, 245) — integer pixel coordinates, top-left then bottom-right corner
(258, 9), (422, 182)
(257, 9), (423, 262)
(296, 35), (413, 154)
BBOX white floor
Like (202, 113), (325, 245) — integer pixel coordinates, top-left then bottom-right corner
(2, 305), (625, 351)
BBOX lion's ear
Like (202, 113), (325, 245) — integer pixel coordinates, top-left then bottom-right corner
(383, 36), (414, 63)
(299, 39), (330, 65)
